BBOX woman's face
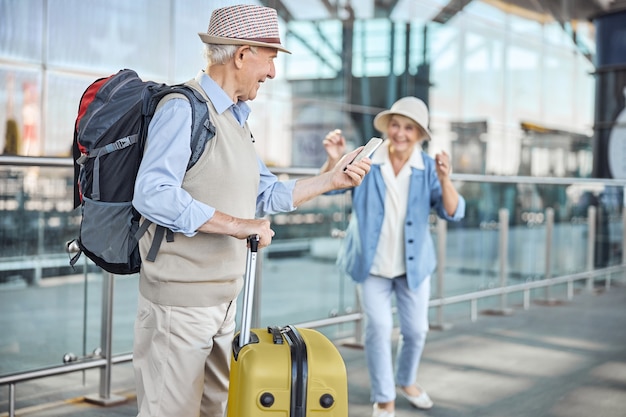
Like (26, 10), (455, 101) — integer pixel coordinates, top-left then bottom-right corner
(386, 114), (425, 154)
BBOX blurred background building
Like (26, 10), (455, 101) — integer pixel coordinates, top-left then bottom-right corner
(1, 0), (625, 273)
(1, 0), (625, 178)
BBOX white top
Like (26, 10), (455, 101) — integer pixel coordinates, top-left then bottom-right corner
(369, 142), (425, 278)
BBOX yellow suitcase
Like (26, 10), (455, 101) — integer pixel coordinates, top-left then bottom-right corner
(227, 237), (348, 416)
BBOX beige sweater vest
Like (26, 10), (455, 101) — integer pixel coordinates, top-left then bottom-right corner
(139, 84), (260, 307)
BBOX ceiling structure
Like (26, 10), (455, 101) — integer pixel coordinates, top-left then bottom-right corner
(256, 0), (625, 175)
(260, 0), (626, 64)
(261, 0), (625, 23)
(478, 0), (622, 22)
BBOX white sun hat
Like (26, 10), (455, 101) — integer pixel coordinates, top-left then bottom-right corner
(373, 96), (432, 140)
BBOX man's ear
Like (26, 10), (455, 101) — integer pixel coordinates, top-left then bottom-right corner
(234, 45), (250, 68)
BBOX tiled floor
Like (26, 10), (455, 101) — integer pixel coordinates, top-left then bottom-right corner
(2, 284), (626, 417)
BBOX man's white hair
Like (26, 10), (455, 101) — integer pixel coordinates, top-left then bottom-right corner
(204, 44), (258, 66)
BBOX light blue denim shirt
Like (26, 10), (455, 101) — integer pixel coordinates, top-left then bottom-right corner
(336, 149), (466, 290)
(133, 71), (297, 237)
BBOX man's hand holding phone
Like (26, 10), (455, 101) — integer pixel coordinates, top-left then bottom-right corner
(343, 137), (383, 171)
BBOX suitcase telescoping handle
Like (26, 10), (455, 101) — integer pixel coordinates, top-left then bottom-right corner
(239, 234), (259, 347)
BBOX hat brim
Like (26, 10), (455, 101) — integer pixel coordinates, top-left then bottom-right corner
(198, 33), (291, 54)
(373, 110), (432, 140)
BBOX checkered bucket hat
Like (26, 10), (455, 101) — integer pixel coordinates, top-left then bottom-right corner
(198, 4), (291, 54)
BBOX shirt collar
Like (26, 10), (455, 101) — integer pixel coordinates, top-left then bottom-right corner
(196, 71), (251, 126)
(371, 139), (425, 170)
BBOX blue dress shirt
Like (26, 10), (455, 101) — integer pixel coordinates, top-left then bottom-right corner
(133, 71), (297, 237)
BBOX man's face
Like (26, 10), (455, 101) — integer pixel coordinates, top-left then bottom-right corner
(237, 46), (277, 102)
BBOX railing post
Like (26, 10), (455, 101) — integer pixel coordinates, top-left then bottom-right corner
(340, 284), (365, 349)
(9, 383), (15, 417)
(538, 207), (559, 305)
(623, 202), (626, 282)
(34, 212), (44, 286)
(498, 208), (510, 312)
(85, 271), (126, 406)
(587, 206), (597, 292)
(432, 217), (451, 330)
(483, 208), (513, 316)
(354, 286), (364, 345)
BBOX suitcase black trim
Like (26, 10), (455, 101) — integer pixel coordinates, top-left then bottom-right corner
(232, 331), (259, 360)
(282, 325), (308, 417)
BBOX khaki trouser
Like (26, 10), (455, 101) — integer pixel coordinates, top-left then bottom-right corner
(133, 292), (236, 417)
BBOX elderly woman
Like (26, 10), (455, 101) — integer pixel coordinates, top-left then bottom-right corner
(321, 96), (466, 417)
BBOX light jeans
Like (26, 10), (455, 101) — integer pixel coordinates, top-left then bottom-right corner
(360, 274), (430, 403)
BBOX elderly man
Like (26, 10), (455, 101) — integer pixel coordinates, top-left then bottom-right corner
(131, 4), (371, 417)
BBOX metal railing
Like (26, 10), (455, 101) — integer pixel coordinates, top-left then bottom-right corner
(2, 207), (624, 416)
(1, 155), (625, 416)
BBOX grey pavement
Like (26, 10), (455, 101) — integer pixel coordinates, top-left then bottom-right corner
(2, 283), (626, 417)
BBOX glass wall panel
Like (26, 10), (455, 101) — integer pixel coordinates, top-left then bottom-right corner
(505, 43), (543, 122)
(0, 164), (96, 374)
(391, 23), (408, 77)
(0, 0), (44, 62)
(432, 178), (624, 323)
(576, 53), (595, 133)
(508, 11), (544, 37)
(353, 19), (392, 78)
(0, 0), (600, 166)
(0, 66), (42, 156)
(45, 71), (96, 156)
(461, 27), (506, 120)
(543, 48), (576, 125)
(47, 0), (171, 79)
(407, 22), (426, 76)
(284, 20), (342, 80)
(0, 272), (90, 374)
(258, 191), (354, 339)
(0, 166), (75, 258)
(544, 21), (571, 46)
(430, 24), (462, 118)
(1, 161), (624, 375)
(172, 0), (225, 82)
(112, 274), (139, 354)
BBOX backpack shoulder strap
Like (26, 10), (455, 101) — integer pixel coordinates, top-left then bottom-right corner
(139, 82), (217, 261)
(183, 78), (210, 101)
(180, 80), (216, 169)
(154, 92), (186, 112)
(154, 84), (216, 170)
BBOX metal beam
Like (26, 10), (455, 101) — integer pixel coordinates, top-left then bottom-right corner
(286, 28), (340, 73)
(258, 0), (294, 22)
(320, 0), (337, 17)
(431, 0), (474, 24)
(374, 0), (402, 17)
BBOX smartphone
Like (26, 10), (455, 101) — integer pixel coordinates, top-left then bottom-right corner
(344, 137), (383, 170)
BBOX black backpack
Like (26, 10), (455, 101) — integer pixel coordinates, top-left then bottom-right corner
(69, 69), (216, 275)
